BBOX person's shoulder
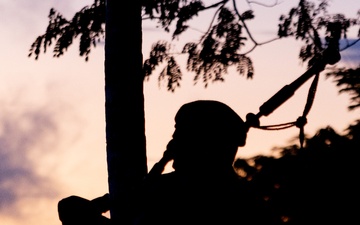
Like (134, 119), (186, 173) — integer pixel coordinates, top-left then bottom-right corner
(159, 171), (180, 185)
(144, 171), (177, 189)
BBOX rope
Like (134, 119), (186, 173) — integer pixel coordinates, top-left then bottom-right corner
(297, 72), (320, 148)
(257, 122), (296, 130)
(253, 73), (320, 148)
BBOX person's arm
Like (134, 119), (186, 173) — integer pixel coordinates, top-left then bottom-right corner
(58, 194), (111, 225)
(146, 140), (175, 177)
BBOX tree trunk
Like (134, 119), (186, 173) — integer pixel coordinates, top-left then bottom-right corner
(105, 1), (147, 224)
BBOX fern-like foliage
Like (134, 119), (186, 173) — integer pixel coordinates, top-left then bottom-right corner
(278, 0), (359, 66)
(145, 7), (254, 89)
(143, 41), (182, 92)
(186, 7), (254, 85)
(143, 0), (205, 38)
(28, 0), (105, 61)
(326, 66), (360, 111)
(29, 0), (360, 95)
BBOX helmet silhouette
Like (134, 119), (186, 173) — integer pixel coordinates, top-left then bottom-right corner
(174, 100), (247, 147)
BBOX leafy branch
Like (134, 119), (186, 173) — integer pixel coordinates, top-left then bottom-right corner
(28, 0), (360, 93)
(28, 0), (105, 61)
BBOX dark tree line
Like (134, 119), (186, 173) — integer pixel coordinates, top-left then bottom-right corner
(233, 119), (359, 224)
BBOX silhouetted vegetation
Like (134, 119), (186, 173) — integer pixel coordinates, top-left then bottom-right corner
(326, 66), (360, 111)
(234, 120), (359, 224)
(29, 0), (360, 91)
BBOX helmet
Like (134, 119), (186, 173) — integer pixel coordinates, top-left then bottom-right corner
(174, 100), (247, 147)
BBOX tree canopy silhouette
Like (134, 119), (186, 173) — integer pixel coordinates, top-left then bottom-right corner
(29, 0), (360, 90)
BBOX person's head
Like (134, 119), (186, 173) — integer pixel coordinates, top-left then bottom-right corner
(170, 100), (248, 172)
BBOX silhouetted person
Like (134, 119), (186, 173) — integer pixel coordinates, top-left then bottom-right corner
(57, 100), (278, 225)
(137, 100), (277, 225)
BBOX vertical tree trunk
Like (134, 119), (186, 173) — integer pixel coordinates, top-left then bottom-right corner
(105, 1), (147, 224)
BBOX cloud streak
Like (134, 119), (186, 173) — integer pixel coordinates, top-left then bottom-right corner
(0, 104), (60, 215)
(0, 84), (85, 221)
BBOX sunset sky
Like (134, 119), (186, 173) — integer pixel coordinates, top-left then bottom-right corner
(0, 1), (359, 225)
